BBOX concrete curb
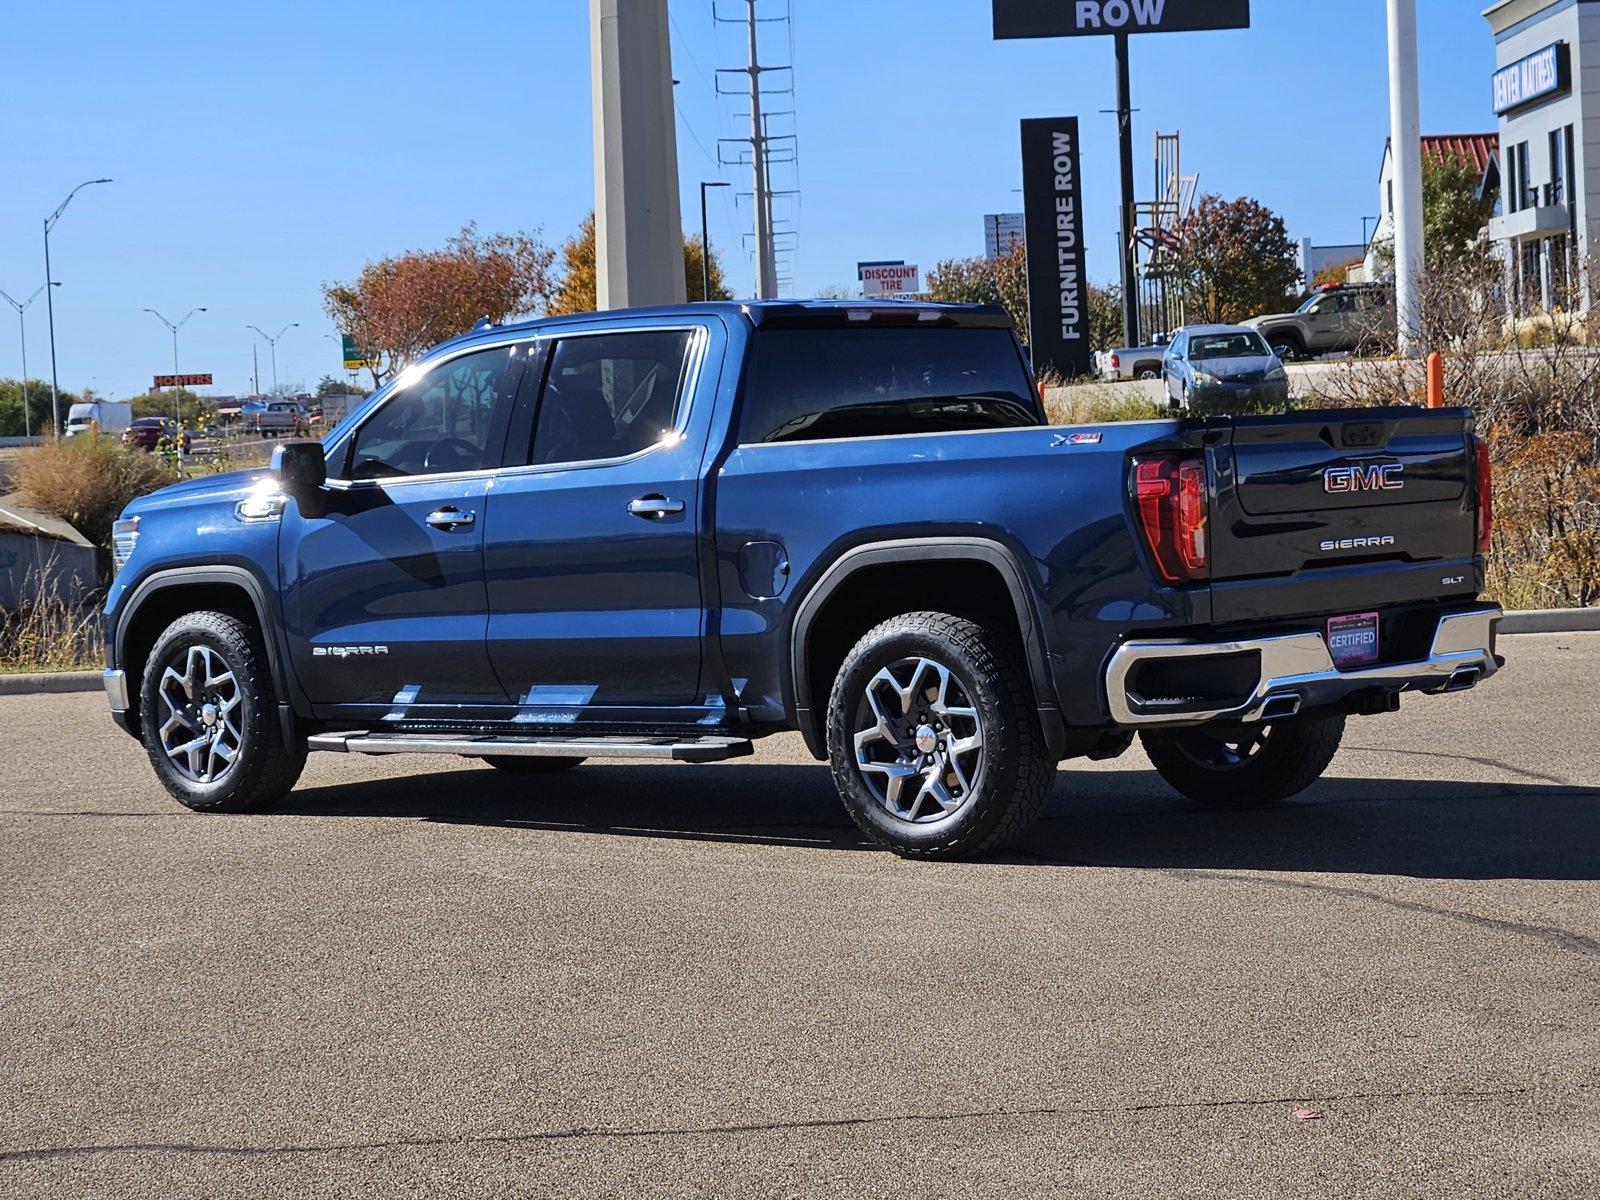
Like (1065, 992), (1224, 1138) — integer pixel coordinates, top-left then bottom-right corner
(1498, 608), (1600, 635)
(0, 671), (102, 696)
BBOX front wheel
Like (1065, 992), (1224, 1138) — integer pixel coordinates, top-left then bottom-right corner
(1269, 337), (1304, 363)
(138, 611), (306, 812)
(826, 612), (1053, 860)
(1139, 716), (1344, 807)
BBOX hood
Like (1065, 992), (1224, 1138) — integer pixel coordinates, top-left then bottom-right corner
(1241, 313), (1296, 329)
(124, 467), (272, 515)
(1191, 354), (1280, 377)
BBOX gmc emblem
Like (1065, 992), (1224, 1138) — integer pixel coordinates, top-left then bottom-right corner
(1324, 463), (1404, 493)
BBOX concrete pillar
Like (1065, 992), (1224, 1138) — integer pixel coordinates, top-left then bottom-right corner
(590, 0), (686, 310)
(1386, 0), (1426, 354)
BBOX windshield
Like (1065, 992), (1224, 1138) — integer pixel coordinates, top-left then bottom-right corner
(1190, 332), (1272, 360)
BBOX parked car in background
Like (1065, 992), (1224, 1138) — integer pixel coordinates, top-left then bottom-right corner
(1163, 325), (1290, 411)
(1243, 282), (1394, 361)
(64, 399), (133, 439)
(245, 400), (309, 437)
(1095, 335), (1169, 381)
(123, 417), (176, 451)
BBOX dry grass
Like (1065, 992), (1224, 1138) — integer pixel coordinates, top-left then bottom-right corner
(1309, 258), (1600, 609)
(1045, 384), (1167, 426)
(14, 434), (178, 561)
(0, 584), (102, 673)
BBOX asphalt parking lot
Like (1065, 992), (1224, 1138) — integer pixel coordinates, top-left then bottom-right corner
(2, 632), (1596, 1198)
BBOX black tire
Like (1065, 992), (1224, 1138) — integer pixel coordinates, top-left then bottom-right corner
(1135, 367), (1161, 381)
(479, 756), (586, 774)
(826, 612), (1052, 860)
(1268, 336), (1305, 363)
(1139, 716), (1345, 807)
(138, 611), (306, 812)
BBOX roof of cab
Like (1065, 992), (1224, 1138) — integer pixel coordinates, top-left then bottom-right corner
(432, 299), (1016, 353)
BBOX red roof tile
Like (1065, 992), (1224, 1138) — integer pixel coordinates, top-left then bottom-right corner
(1385, 134), (1499, 177)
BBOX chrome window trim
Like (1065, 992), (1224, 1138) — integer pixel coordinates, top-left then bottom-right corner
(327, 323), (709, 491)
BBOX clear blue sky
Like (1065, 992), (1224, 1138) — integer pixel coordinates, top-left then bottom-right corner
(4, 0), (1494, 400)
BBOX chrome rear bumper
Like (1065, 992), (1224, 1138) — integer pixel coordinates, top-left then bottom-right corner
(1105, 604), (1502, 728)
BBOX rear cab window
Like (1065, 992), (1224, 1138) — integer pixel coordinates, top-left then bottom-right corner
(739, 327), (1041, 445)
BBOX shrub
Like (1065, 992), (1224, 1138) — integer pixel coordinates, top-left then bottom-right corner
(14, 435), (178, 565)
(0, 589), (102, 673)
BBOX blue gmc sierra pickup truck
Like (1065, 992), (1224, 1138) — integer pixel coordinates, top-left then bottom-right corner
(102, 300), (1502, 859)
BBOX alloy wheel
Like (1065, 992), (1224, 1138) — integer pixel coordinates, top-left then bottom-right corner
(853, 656), (986, 823)
(157, 645), (244, 784)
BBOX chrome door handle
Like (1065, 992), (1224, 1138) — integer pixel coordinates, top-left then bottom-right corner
(627, 496), (685, 519)
(425, 507), (476, 530)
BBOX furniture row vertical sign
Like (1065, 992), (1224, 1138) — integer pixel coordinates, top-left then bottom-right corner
(1020, 117), (1090, 380)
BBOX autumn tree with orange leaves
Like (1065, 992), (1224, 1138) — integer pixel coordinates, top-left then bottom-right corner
(323, 224), (558, 386)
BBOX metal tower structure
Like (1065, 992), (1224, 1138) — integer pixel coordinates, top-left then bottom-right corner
(715, 0), (799, 298)
(1131, 131), (1199, 341)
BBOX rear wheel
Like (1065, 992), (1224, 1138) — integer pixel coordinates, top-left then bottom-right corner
(1140, 716), (1344, 807)
(826, 612), (1052, 860)
(138, 611), (306, 812)
(1268, 336), (1305, 363)
(1135, 367), (1160, 381)
(479, 756), (586, 774)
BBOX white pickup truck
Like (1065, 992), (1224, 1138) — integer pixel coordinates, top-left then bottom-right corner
(1094, 336), (1169, 381)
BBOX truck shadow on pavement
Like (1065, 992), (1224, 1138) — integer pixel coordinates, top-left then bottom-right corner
(274, 760), (1600, 882)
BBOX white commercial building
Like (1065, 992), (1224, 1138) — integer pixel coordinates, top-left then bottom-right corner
(1484, 0), (1595, 310)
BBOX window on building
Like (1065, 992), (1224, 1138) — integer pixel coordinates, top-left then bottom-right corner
(1549, 129), (1567, 206)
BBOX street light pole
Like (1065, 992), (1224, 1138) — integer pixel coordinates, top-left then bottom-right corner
(143, 307), (207, 422)
(699, 181), (731, 301)
(247, 323), (298, 395)
(43, 178), (112, 436)
(0, 284), (53, 441)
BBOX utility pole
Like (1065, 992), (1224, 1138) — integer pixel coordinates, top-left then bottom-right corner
(248, 323), (298, 394)
(700, 181), (732, 300)
(43, 178), (112, 435)
(1387, 0), (1425, 355)
(252, 344), (260, 396)
(745, 0), (777, 299)
(1113, 34), (1140, 348)
(589, 0), (687, 310)
(143, 307), (207, 422)
(0, 285), (52, 441)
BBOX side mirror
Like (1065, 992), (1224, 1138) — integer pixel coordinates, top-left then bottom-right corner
(272, 439), (326, 496)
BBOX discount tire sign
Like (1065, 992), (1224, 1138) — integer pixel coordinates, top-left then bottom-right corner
(993, 0), (1250, 39)
(859, 263), (922, 297)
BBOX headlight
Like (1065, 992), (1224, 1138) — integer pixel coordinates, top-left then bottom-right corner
(1192, 372), (1221, 387)
(1265, 365), (1287, 381)
(111, 516), (140, 574)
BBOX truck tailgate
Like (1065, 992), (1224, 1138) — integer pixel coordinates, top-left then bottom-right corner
(1208, 407), (1480, 624)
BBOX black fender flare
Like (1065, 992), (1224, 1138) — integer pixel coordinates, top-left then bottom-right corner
(112, 564), (303, 743)
(787, 537), (1066, 760)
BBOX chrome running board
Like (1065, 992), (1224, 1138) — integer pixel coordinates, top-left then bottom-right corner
(307, 732), (753, 763)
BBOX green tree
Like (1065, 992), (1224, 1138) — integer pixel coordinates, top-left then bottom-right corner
(323, 223), (558, 387)
(1422, 153), (1497, 270)
(1168, 194), (1303, 324)
(548, 212), (733, 315)
(925, 242), (1031, 336)
(129, 388), (205, 426)
(0, 378), (63, 439)
(925, 242), (1123, 354)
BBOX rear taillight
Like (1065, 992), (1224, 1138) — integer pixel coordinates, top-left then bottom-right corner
(1474, 435), (1493, 554)
(1133, 455), (1209, 584)
(1109, 353), (1121, 371)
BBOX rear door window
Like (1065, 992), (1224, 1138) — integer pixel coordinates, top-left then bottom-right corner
(524, 329), (695, 467)
(739, 327), (1040, 444)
